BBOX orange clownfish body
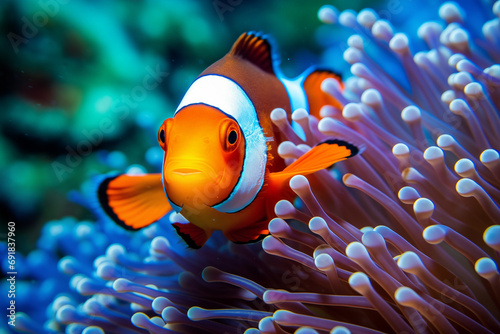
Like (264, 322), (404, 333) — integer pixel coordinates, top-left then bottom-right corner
(98, 32), (358, 248)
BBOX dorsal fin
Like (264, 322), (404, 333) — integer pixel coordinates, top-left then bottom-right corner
(229, 32), (277, 74)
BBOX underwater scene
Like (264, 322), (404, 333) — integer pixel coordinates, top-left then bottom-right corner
(1, 0), (500, 333)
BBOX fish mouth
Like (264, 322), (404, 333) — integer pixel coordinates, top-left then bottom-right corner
(172, 168), (202, 176)
(166, 159), (216, 178)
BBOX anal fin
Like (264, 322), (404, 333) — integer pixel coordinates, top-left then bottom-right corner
(172, 222), (211, 249)
(224, 221), (269, 244)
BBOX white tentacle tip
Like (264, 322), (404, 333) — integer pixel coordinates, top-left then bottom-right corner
(394, 287), (420, 306)
(318, 5), (339, 24)
(401, 106), (421, 123)
(397, 251), (424, 273)
(414, 198), (434, 218)
(398, 186), (421, 204)
(475, 257), (499, 279)
(437, 134), (456, 149)
(342, 103), (364, 122)
(423, 146), (444, 162)
(274, 200), (296, 217)
(393, 143), (410, 157)
(389, 33), (410, 53)
(480, 149), (499, 165)
(423, 225), (446, 244)
(315, 253), (334, 271)
(484, 225), (500, 251)
(454, 158), (475, 177)
(439, 1), (465, 23)
(309, 217), (328, 233)
(290, 175), (310, 191)
(270, 108), (288, 122)
(348, 272), (371, 294)
(345, 242), (370, 261)
(456, 178), (480, 197)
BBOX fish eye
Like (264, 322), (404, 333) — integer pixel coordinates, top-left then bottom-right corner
(228, 130), (237, 144)
(220, 119), (240, 152)
(159, 129), (165, 143)
(157, 127), (166, 150)
(158, 118), (173, 151)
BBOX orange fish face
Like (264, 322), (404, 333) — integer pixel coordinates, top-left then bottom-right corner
(157, 104), (245, 210)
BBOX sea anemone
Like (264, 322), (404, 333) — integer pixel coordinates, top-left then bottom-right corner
(5, 0), (500, 333)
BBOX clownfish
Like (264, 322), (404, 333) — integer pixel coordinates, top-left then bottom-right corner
(98, 32), (358, 248)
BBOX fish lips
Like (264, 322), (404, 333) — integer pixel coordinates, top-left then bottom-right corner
(163, 160), (224, 206)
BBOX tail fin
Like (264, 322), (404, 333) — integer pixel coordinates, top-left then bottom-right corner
(303, 68), (343, 119)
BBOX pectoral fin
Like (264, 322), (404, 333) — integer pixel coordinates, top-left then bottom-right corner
(270, 139), (359, 183)
(98, 174), (171, 230)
